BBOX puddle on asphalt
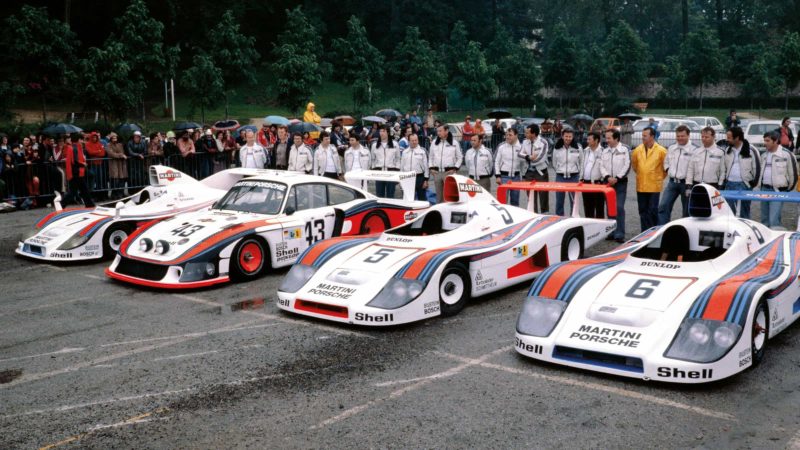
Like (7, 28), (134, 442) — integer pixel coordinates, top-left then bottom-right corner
(0, 368), (22, 384)
(200, 298), (267, 315)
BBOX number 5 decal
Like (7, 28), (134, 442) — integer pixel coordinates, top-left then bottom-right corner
(625, 279), (660, 299)
(364, 248), (395, 264)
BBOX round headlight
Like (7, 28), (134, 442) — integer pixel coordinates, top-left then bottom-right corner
(689, 322), (711, 345)
(155, 240), (170, 255)
(139, 238), (153, 252)
(392, 280), (408, 298)
(713, 325), (736, 348)
(205, 263), (216, 276)
(407, 282), (423, 299)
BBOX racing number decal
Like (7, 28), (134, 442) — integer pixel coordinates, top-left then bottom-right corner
(364, 248), (395, 264)
(491, 204), (513, 225)
(305, 220), (325, 246)
(171, 224), (205, 237)
(625, 279), (661, 299)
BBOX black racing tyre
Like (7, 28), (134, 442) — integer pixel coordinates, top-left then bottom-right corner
(560, 229), (584, 262)
(230, 237), (268, 282)
(438, 262), (471, 317)
(102, 222), (136, 259)
(360, 210), (390, 235)
(751, 297), (769, 366)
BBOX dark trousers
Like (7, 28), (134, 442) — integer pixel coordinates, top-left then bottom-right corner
(415, 174), (427, 201)
(657, 179), (688, 225)
(65, 176), (95, 207)
(583, 192), (606, 218)
(530, 168), (549, 213)
(375, 180), (396, 198)
(637, 192), (660, 232)
(322, 172), (339, 180)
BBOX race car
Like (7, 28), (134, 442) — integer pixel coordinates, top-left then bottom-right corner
(106, 170), (428, 289)
(16, 166), (262, 261)
(515, 184), (800, 383)
(276, 175), (617, 326)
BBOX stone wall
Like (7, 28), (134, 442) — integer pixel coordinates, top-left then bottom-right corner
(542, 79), (800, 99)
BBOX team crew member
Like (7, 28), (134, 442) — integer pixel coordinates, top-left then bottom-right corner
(758, 130), (798, 227)
(657, 125), (696, 225)
(63, 134), (95, 207)
(579, 131), (605, 218)
(314, 131), (342, 179)
(495, 128), (523, 206)
(552, 129), (583, 216)
(344, 136), (371, 190)
(601, 129), (630, 242)
(464, 134), (493, 191)
(631, 127), (667, 232)
(685, 126), (726, 192)
(239, 130), (268, 169)
(724, 126), (761, 218)
(428, 125), (462, 204)
(273, 126), (290, 170)
(518, 124), (549, 213)
(401, 134), (429, 201)
(288, 133), (313, 174)
(371, 125), (401, 198)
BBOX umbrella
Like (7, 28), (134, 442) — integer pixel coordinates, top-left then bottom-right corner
(114, 123), (142, 137)
(362, 115), (387, 124)
(487, 109), (513, 119)
(236, 125), (258, 137)
(42, 123), (83, 135)
(334, 115), (356, 126)
(570, 114), (594, 122)
(213, 119), (240, 131)
(288, 122), (322, 134)
(173, 121), (202, 131)
(375, 109), (402, 121)
(264, 115), (290, 126)
(320, 118), (333, 127)
(619, 112), (642, 121)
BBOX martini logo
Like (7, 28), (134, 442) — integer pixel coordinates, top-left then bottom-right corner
(711, 190), (724, 209)
(458, 179), (482, 197)
(404, 211), (419, 221)
(158, 170), (181, 182)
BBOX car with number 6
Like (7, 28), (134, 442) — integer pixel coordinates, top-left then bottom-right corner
(106, 170), (428, 289)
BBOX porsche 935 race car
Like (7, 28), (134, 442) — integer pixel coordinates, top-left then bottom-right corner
(515, 184), (800, 383)
(16, 166), (262, 261)
(106, 170), (428, 289)
(276, 175), (617, 326)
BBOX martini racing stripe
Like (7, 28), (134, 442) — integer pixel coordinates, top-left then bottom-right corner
(35, 208), (92, 229)
(342, 200), (413, 218)
(768, 233), (800, 299)
(299, 235), (380, 267)
(79, 217), (114, 237)
(470, 215), (563, 261)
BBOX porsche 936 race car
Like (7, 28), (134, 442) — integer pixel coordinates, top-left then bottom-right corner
(106, 170), (428, 289)
(16, 166), (261, 261)
(515, 184), (800, 383)
(276, 175), (617, 326)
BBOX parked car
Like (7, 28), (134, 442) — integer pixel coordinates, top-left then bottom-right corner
(686, 116), (725, 134)
(744, 120), (798, 153)
(631, 118), (702, 147)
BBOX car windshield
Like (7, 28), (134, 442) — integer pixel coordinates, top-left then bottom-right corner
(747, 124), (779, 136)
(634, 121), (657, 131)
(214, 180), (287, 214)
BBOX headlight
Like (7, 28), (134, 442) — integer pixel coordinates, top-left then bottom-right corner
(58, 234), (89, 250)
(155, 240), (170, 255)
(180, 262), (216, 282)
(279, 264), (317, 293)
(139, 238), (153, 252)
(367, 278), (424, 310)
(20, 227), (40, 241)
(665, 318), (742, 363)
(516, 296), (567, 337)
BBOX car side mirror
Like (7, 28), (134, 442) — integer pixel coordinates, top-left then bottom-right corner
(285, 206), (295, 216)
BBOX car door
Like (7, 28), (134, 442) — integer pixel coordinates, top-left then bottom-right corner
(295, 183), (336, 247)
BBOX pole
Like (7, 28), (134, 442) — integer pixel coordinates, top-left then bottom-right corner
(164, 80), (169, 110)
(170, 78), (176, 122)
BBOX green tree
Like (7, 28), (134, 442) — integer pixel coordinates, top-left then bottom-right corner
(659, 55), (689, 110)
(180, 55), (225, 124)
(486, 20), (516, 67)
(603, 21), (650, 98)
(496, 44), (543, 110)
(272, 7), (323, 114)
(454, 41), (497, 110)
(573, 44), (608, 104)
(542, 22), (579, 107)
(405, 38), (447, 106)
(778, 32), (800, 111)
(389, 26), (424, 81)
(3, 5), (79, 121)
(332, 15), (385, 84)
(0, 82), (24, 121)
(441, 21), (470, 80)
(74, 40), (144, 122)
(738, 47), (780, 109)
(680, 28), (724, 110)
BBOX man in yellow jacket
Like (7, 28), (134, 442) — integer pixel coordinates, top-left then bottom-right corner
(303, 102), (321, 139)
(631, 127), (667, 232)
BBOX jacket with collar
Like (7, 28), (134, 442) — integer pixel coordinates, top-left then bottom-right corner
(288, 144), (313, 173)
(465, 145), (494, 178)
(724, 140), (761, 187)
(315, 144), (342, 175)
(344, 146), (371, 172)
(631, 142), (668, 192)
(552, 139), (583, 176)
(758, 146), (797, 190)
(428, 136), (462, 171)
(370, 140), (401, 170)
(580, 145), (604, 182)
(600, 144), (631, 181)
(686, 144), (725, 186)
(664, 142), (696, 180)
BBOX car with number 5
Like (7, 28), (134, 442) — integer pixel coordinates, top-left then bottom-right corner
(106, 170), (428, 289)
(276, 175), (617, 326)
(515, 184), (800, 383)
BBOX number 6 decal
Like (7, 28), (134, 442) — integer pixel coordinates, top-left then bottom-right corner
(625, 279), (660, 299)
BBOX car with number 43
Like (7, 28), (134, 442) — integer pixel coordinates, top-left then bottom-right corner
(276, 175), (617, 326)
(515, 184), (800, 383)
(106, 170), (428, 289)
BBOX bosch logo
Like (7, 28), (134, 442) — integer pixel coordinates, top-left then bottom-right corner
(159, 171), (181, 182)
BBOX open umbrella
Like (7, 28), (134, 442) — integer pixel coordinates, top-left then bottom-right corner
(333, 115), (356, 126)
(236, 125), (258, 137)
(320, 118), (333, 128)
(114, 123), (142, 137)
(362, 115), (387, 124)
(264, 115), (290, 126)
(213, 119), (240, 131)
(487, 109), (513, 119)
(288, 122), (322, 134)
(570, 114), (594, 122)
(42, 123), (83, 135)
(618, 112), (642, 121)
(375, 109), (403, 121)
(173, 121), (202, 131)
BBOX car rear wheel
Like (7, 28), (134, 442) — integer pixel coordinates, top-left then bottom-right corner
(751, 298), (768, 366)
(439, 262), (470, 317)
(561, 229), (584, 261)
(102, 222), (135, 259)
(231, 237), (268, 281)
(360, 211), (390, 234)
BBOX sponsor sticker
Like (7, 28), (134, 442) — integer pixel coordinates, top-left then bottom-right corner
(423, 301), (440, 315)
(158, 170), (181, 182)
(235, 180), (287, 191)
(308, 282), (356, 300)
(283, 228), (303, 239)
(568, 325), (641, 348)
(513, 245), (528, 258)
(474, 270), (497, 291)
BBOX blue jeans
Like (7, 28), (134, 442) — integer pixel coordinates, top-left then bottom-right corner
(375, 181), (390, 198)
(725, 181), (752, 219)
(612, 180), (627, 240)
(500, 174), (520, 206)
(637, 192), (660, 232)
(657, 180), (688, 225)
(555, 173), (579, 216)
(760, 185), (783, 228)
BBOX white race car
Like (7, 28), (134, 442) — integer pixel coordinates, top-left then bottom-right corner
(276, 175), (616, 326)
(106, 171), (428, 289)
(16, 166), (262, 261)
(515, 184), (800, 383)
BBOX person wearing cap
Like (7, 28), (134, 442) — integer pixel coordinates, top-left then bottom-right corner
(239, 129), (268, 169)
(315, 131), (342, 179)
(84, 131), (106, 195)
(465, 134), (493, 191)
(303, 102), (321, 139)
(288, 133), (313, 174)
(106, 132), (127, 199)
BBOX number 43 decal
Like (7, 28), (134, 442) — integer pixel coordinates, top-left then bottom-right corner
(305, 220), (325, 246)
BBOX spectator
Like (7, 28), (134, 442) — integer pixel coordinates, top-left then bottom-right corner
(331, 123), (347, 156)
(657, 125), (695, 225)
(367, 122), (380, 145)
(631, 127), (667, 232)
(399, 126), (413, 150)
(273, 126), (290, 170)
(758, 130), (797, 227)
(647, 117), (660, 140)
(22, 136), (42, 207)
(494, 128), (524, 206)
(462, 116), (474, 152)
(602, 129), (631, 242)
(198, 129), (219, 175)
(518, 124), (550, 213)
(84, 132), (106, 198)
(490, 120), (505, 149)
(410, 110), (422, 126)
(48, 136), (67, 193)
(303, 131), (316, 147)
(371, 125), (401, 198)
(553, 118), (563, 136)
(163, 131), (178, 159)
(0, 135), (9, 156)
(63, 134), (94, 207)
(239, 130), (268, 169)
(147, 132), (164, 168)
(424, 109), (436, 136)
(620, 117), (634, 148)
(685, 126), (726, 192)
(288, 133), (313, 174)
(400, 134), (429, 201)
(429, 125), (462, 204)
(580, 131), (606, 218)
(303, 102), (321, 139)
(779, 117), (795, 152)
(552, 129), (583, 216)
(106, 133), (127, 199)
(126, 131), (147, 186)
(723, 126), (761, 218)
(257, 123), (271, 147)
(474, 118), (485, 142)
(213, 130), (229, 172)
(5, 144), (26, 203)
(465, 134), (493, 191)
(177, 131), (196, 174)
(314, 131), (342, 179)
(725, 110), (741, 130)
(222, 130), (238, 168)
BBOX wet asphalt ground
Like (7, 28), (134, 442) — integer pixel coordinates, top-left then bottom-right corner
(2, 182), (800, 449)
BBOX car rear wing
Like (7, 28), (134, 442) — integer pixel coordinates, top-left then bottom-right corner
(344, 170), (418, 202)
(148, 165), (198, 187)
(496, 181), (617, 218)
(721, 190), (800, 230)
